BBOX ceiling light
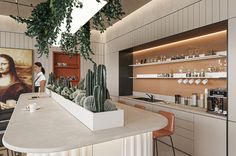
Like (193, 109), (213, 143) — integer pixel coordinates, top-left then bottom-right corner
(54, 0), (107, 46)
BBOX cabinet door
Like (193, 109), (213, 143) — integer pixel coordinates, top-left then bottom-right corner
(229, 121), (236, 156)
(228, 18), (236, 122)
(194, 115), (226, 156)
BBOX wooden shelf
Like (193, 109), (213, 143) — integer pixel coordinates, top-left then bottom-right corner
(129, 54), (227, 67)
(130, 77), (226, 79)
(131, 72), (227, 79)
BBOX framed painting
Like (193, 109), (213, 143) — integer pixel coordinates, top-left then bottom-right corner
(0, 48), (33, 103)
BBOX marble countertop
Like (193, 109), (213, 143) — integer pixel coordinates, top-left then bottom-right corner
(3, 93), (167, 153)
(120, 96), (226, 120)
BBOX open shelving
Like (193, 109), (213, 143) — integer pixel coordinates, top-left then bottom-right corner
(53, 52), (80, 86)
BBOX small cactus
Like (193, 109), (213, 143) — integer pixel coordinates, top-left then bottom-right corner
(77, 78), (85, 90)
(104, 99), (117, 111)
(79, 96), (86, 106)
(73, 93), (86, 105)
(83, 96), (96, 112)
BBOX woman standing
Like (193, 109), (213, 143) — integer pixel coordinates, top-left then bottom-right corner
(34, 62), (46, 92)
(0, 54), (29, 103)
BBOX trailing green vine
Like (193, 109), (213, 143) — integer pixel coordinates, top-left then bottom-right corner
(10, 0), (124, 62)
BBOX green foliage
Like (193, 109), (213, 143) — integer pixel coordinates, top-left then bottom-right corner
(10, 0), (124, 62)
(92, 0), (125, 32)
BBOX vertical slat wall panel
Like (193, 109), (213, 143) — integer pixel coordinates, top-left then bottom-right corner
(183, 8), (188, 31)
(15, 33), (20, 48)
(5, 32), (10, 48)
(205, 0), (213, 25)
(220, 0), (228, 21)
(169, 14), (174, 36)
(188, 5), (194, 30)
(19, 34), (24, 49)
(199, 0), (206, 27)
(1, 32), (6, 47)
(165, 16), (170, 37)
(157, 20), (162, 40)
(178, 10), (183, 33)
(173, 12), (178, 34)
(228, 0), (236, 18)
(161, 18), (166, 38)
(212, 0), (220, 23)
(24, 36), (29, 49)
(10, 33), (15, 48)
(193, 3), (200, 28)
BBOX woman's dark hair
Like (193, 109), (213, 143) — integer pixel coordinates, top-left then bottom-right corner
(0, 54), (20, 81)
(34, 62), (45, 74)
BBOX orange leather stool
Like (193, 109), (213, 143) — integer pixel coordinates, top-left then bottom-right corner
(153, 111), (176, 156)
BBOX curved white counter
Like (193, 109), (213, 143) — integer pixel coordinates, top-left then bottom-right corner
(3, 93), (167, 155)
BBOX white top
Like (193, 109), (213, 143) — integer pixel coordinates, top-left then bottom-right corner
(34, 72), (46, 87)
(3, 93), (167, 153)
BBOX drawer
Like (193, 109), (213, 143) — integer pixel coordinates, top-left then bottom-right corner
(172, 109), (194, 122)
(175, 118), (194, 131)
(175, 127), (194, 140)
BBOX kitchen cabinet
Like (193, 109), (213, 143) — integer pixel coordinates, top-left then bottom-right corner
(194, 114), (226, 156)
(228, 121), (236, 156)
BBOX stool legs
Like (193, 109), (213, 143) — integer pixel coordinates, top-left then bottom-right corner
(154, 137), (175, 156)
(153, 139), (158, 156)
(169, 136), (176, 156)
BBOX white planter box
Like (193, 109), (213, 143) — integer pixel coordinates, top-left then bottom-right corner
(46, 89), (124, 131)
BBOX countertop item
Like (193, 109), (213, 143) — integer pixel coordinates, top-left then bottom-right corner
(3, 93), (167, 153)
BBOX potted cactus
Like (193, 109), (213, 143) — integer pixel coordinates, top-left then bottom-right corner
(45, 64), (123, 131)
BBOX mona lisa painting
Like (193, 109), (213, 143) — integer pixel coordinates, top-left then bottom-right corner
(0, 48), (33, 103)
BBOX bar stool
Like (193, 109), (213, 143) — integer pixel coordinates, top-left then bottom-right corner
(153, 111), (176, 156)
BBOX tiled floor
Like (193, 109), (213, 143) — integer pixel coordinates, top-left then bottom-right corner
(156, 141), (190, 156)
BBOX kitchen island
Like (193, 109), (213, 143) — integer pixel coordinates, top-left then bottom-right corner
(3, 93), (167, 156)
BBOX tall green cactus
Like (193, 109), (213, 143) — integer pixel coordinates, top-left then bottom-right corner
(96, 65), (107, 103)
(93, 85), (103, 112)
(86, 69), (93, 96)
(92, 65), (107, 112)
(83, 64), (115, 112)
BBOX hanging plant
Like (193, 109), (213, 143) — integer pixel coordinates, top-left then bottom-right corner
(10, 0), (125, 62)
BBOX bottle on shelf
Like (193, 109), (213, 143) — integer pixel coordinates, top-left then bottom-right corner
(204, 88), (208, 109)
